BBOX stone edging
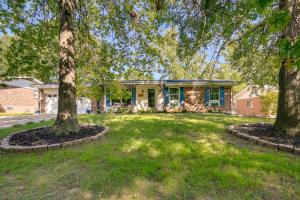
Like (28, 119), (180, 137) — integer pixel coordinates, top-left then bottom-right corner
(228, 124), (300, 155)
(0, 125), (109, 153)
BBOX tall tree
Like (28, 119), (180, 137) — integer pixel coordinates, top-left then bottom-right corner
(52, 0), (79, 134)
(162, 0), (300, 136)
(0, 0), (163, 134)
(274, 0), (300, 135)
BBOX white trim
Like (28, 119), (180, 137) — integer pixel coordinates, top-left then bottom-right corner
(208, 87), (220, 106)
(233, 86), (252, 101)
(169, 87), (180, 104)
(246, 100), (253, 108)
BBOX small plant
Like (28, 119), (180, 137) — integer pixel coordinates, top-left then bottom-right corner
(260, 92), (278, 116)
(12, 124), (22, 128)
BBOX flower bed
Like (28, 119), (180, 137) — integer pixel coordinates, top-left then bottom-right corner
(0, 125), (109, 153)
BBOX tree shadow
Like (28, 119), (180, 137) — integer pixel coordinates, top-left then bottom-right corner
(0, 113), (299, 199)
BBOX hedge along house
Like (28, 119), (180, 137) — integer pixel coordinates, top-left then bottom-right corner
(99, 80), (235, 113)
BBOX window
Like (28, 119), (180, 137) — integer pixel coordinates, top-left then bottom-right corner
(33, 90), (38, 98)
(7, 106), (13, 111)
(209, 88), (220, 106)
(111, 99), (121, 106)
(247, 100), (253, 108)
(169, 88), (179, 102)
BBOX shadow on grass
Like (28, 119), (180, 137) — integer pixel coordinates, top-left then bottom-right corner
(0, 113), (299, 200)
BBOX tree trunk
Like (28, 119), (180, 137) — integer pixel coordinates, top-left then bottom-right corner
(274, 0), (300, 136)
(52, 0), (79, 135)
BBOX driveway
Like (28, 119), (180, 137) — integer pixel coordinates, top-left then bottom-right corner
(0, 115), (55, 129)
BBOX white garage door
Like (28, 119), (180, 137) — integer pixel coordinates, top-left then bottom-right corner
(45, 94), (58, 114)
(45, 95), (91, 114)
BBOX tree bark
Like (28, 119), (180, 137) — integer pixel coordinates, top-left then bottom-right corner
(274, 0), (300, 136)
(52, 0), (79, 135)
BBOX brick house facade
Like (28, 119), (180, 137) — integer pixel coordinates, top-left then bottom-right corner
(235, 96), (263, 116)
(34, 79), (234, 114)
(0, 78), (42, 114)
(96, 80), (234, 113)
(233, 85), (277, 116)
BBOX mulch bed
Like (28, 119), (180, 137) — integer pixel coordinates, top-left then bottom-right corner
(9, 125), (105, 146)
(235, 123), (300, 148)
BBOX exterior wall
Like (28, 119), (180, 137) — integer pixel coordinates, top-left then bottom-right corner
(183, 86), (232, 113)
(0, 87), (38, 113)
(134, 85), (232, 113)
(135, 85), (164, 111)
(184, 87), (205, 112)
(236, 97), (264, 116)
(38, 84), (233, 114)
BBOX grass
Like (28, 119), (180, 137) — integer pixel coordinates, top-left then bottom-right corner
(0, 113), (299, 200)
(0, 113), (33, 117)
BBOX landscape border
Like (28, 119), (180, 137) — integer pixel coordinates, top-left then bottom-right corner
(228, 124), (300, 155)
(0, 125), (109, 153)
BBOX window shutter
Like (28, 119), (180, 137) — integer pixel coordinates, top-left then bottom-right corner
(106, 95), (111, 110)
(131, 87), (136, 105)
(163, 87), (169, 106)
(180, 87), (184, 106)
(204, 87), (210, 106)
(220, 87), (225, 106)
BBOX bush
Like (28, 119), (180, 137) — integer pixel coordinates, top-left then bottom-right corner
(260, 92), (278, 116)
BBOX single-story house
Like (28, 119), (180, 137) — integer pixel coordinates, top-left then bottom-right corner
(0, 77), (42, 114)
(233, 85), (277, 116)
(35, 79), (235, 114)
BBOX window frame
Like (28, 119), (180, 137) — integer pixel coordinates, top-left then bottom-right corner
(169, 88), (180, 103)
(246, 100), (253, 108)
(209, 87), (220, 106)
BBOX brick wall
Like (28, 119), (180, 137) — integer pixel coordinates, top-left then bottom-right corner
(40, 89), (46, 114)
(91, 97), (105, 113)
(97, 86), (233, 113)
(182, 87), (232, 113)
(0, 87), (39, 113)
(236, 97), (264, 116)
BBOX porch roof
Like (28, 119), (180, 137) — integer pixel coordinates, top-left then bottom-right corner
(121, 79), (235, 86)
(33, 79), (236, 89)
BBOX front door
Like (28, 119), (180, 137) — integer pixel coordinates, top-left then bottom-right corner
(148, 89), (155, 108)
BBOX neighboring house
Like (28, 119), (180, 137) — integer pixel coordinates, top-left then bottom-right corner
(36, 79), (235, 114)
(233, 85), (277, 116)
(0, 77), (42, 114)
(35, 84), (92, 114)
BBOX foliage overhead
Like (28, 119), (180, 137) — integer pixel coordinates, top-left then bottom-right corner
(1, 0), (299, 88)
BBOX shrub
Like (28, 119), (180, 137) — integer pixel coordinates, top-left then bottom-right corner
(260, 92), (278, 116)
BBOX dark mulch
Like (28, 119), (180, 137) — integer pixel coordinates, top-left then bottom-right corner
(9, 125), (105, 146)
(236, 123), (300, 147)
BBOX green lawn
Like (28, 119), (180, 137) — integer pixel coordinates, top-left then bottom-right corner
(0, 113), (299, 200)
(0, 113), (33, 117)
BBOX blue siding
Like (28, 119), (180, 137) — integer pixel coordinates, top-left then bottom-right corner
(180, 87), (184, 106)
(220, 87), (225, 106)
(131, 87), (136, 105)
(204, 87), (210, 106)
(163, 87), (169, 106)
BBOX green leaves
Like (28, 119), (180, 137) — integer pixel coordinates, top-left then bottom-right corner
(278, 37), (300, 68)
(267, 10), (291, 32)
